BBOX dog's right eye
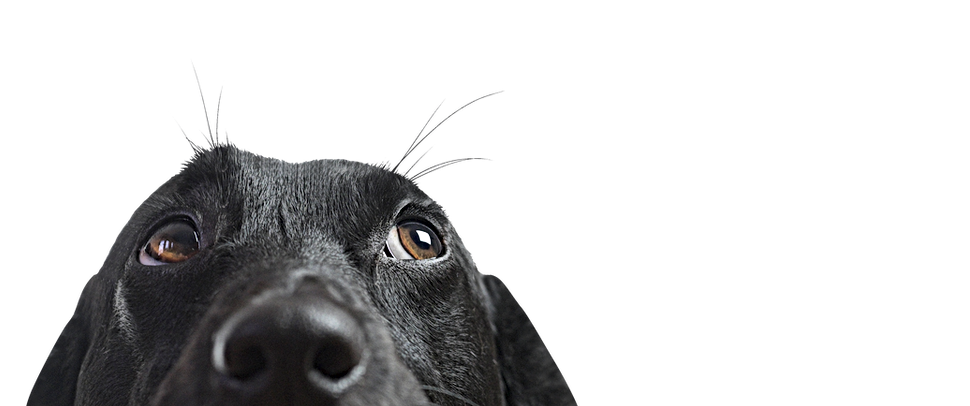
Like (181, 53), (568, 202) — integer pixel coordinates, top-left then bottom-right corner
(384, 221), (443, 260)
(139, 220), (200, 266)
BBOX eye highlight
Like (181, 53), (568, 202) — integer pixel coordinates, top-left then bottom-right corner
(384, 221), (443, 260)
(139, 219), (200, 266)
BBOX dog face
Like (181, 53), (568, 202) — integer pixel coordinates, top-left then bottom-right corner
(29, 146), (574, 406)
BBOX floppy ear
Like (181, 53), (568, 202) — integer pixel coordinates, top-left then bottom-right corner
(482, 275), (576, 406)
(24, 309), (88, 406)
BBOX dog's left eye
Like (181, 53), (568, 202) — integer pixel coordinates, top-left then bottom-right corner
(139, 220), (200, 266)
(384, 221), (443, 260)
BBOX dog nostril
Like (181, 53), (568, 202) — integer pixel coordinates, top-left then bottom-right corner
(211, 290), (369, 397)
(222, 342), (268, 380)
(313, 337), (362, 379)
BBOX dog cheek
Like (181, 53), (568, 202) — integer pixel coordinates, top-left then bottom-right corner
(150, 335), (220, 405)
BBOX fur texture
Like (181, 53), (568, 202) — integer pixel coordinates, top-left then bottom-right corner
(28, 145), (575, 406)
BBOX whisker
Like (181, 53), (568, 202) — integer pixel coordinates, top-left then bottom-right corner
(215, 86), (223, 145)
(192, 65), (214, 147)
(392, 100), (444, 173)
(410, 158), (487, 181)
(178, 123), (204, 154)
(403, 147), (433, 178)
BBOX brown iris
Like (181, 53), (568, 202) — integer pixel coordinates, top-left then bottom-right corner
(144, 220), (200, 263)
(396, 221), (442, 260)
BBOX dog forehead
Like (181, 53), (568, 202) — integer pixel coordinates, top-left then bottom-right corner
(175, 144), (400, 197)
(235, 147), (420, 205)
(166, 146), (438, 251)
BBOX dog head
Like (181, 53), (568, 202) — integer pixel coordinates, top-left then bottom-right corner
(29, 145), (574, 406)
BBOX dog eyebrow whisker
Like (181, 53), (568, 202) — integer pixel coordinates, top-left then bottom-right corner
(404, 142), (438, 172)
(394, 87), (509, 180)
(165, 57), (232, 154)
(189, 57), (212, 130)
(435, 87), (509, 139)
(165, 109), (204, 152)
(182, 57), (231, 147)
(418, 96), (448, 129)
(212, 76), (228, 128)
(414, 154), (496, 180)
(394, 96), (448, 168)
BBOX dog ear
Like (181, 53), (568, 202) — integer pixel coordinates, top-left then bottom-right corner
(24, 309), (88, 406)
(482, 275), (576, 406)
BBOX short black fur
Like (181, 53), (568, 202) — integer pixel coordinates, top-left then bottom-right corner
(29, 145), (575, 406)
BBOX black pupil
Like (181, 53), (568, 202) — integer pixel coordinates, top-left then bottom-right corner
(408, 228), (432, 249)
(164, 223), (196, 245)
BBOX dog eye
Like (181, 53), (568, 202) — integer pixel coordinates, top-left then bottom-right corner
(384, 221), (443, 260)
(139, 220), (200, 265)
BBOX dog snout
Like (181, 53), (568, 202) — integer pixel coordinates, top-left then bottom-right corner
(212, 290), (367, 403)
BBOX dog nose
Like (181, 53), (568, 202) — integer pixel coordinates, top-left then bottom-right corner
(212, 292), (366, 402)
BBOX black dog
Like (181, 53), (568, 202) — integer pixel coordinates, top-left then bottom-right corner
(28, 143), (574, 405)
